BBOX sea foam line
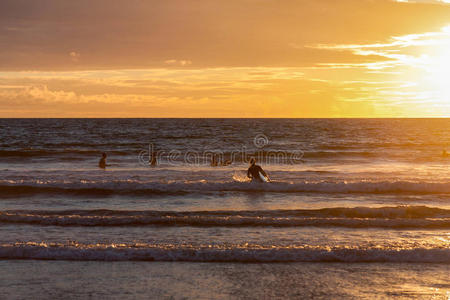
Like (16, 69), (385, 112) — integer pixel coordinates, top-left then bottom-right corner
(0, 242), (448, 263)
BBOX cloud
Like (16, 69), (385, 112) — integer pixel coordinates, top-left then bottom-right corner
(300, 25), (450, 116)
(164, 59), (192, 66)
(308, 25), (450, 70)
(0, 67), (380, 117)
(0, 85), (77, 105)
(69, 51), (80, 62)
(1, 52), (449, 118)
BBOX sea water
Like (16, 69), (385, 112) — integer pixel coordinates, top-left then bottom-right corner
(0, 119), (449, 299)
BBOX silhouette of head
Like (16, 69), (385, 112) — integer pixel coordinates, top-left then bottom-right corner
(102, 153), (107, 158)
(249, 158), (256, 165)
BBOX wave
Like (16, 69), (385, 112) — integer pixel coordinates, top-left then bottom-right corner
(0, 148), (400, 162)
(0, 149), (130, 158)
(1, 180), (449, 196)
(303, 151), (376, 159)
(1, 206), (449, 228)
(0, 242), (448, 263)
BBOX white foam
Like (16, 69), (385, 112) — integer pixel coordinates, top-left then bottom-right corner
(0, 242), (448, 263)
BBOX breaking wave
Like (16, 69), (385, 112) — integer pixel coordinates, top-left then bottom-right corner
(0, 242), (448, 263)
(1, 206), (449, 228)
(1, 180), (449, 196)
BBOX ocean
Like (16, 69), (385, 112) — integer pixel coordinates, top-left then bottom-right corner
(0, 118), (449, 299)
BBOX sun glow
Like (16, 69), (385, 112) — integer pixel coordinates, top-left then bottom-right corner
(421, 26), (450, 107)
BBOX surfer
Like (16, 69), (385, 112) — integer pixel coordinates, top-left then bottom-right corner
(98, 153), (108, 169)
(247, 158), (269, 182)
(443, 150), (449, 158)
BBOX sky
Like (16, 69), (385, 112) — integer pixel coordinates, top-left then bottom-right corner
(0, 0), (449, 117)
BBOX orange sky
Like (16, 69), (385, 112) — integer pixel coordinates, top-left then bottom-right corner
(0, 0), (449, 117)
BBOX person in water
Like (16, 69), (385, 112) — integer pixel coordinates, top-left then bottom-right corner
(221, 159), (232, 166)
(247, 158), (269, 182)
(99, 153), (107, 169)
(150, 150), (157, 166)
(211, 154), (218, 167)
(221, 155), (232, 166)
(443, 150), (449, 158)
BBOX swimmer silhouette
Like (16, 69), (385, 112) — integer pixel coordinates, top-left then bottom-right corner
(221, 154), (232, 166)
(150, 150), (157, 166)
(211, 155), (218, 167)
(99, 153), (107, 169)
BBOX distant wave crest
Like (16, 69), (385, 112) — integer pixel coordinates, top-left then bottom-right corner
(1, 206), (449, 228)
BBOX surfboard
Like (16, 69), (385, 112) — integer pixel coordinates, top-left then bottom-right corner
(259, 172), (269, 183)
